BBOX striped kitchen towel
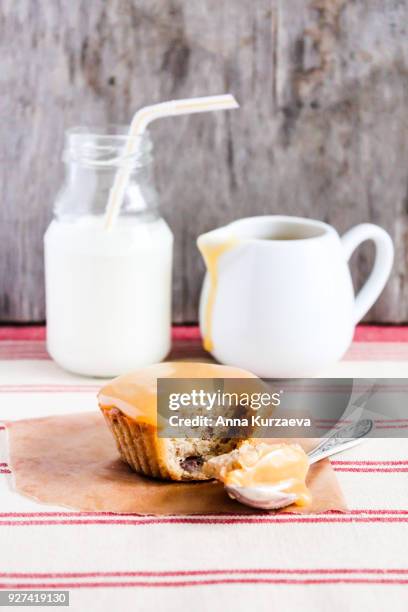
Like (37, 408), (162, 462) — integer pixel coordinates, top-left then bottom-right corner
(1, 326), (408, 612)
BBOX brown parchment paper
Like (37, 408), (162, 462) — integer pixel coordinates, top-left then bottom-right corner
(6, 412), (347, 515)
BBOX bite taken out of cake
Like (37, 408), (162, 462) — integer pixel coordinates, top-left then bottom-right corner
(98, 361), (259, 481)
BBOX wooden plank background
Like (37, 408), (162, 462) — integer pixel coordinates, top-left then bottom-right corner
(1, 0), (407, 323)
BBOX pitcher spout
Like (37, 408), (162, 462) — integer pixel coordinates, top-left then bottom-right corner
(197, 227), (235, 258)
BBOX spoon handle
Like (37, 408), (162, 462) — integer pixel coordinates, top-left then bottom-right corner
(307, 418), (373, 464)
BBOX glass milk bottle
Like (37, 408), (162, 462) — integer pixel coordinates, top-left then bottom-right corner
(44, 126), (173, 377)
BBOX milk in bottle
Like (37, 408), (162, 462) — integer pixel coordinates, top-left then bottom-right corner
(44, 127), (173, 376)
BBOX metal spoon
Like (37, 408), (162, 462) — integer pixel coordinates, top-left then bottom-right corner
(225, 418), (373, 510)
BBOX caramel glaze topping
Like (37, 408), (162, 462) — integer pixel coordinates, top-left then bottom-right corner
(98, 361), (257, 427)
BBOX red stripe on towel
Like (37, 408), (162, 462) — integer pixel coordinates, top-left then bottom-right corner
(332, 461), (408, 465)
(0, 325), (407, 342)
(333, 467), (408, 472)
(3, 516), (408, 526)
(0, 327), (46, 341)
(353, 326), (408, 343)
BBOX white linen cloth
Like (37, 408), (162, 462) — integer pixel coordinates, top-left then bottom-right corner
(1, 333), (408, 612)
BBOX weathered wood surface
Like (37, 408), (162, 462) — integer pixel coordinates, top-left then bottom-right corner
(1, 0), (407, 322)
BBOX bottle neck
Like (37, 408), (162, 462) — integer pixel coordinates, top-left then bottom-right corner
(54, 127), (159, 221)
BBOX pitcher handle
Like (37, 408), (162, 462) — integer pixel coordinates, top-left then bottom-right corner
(341, 223), (394, 324)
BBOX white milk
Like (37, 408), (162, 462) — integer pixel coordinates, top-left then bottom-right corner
(44, 215), (173, 377)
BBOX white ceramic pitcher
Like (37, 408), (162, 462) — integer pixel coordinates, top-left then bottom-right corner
(197, 216), (394, 377)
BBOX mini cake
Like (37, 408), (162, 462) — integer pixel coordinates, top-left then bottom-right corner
(204, 440), (311, 506)
(98, 362), (258, 481)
